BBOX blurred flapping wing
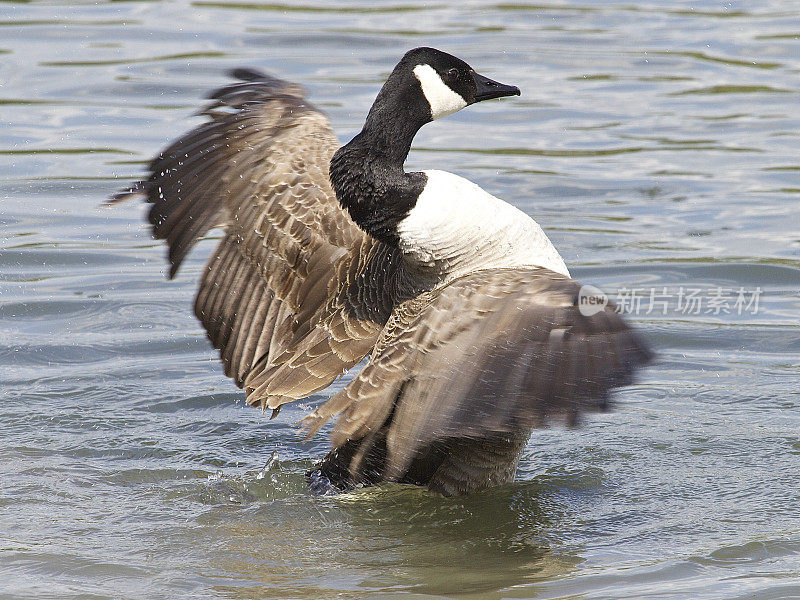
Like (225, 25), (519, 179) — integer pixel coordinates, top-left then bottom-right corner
(302, 267), (653, 480)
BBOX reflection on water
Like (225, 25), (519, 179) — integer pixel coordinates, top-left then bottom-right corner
(198, 483), (574, 599)
(1, 0), (799, 599)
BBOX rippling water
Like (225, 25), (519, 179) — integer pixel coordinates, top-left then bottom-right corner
(2, 1), (799, 598)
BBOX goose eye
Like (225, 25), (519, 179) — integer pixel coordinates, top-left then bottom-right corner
(447, 68), (459, 78)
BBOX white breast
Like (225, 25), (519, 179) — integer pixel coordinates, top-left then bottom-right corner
(397, 170), (569, 280)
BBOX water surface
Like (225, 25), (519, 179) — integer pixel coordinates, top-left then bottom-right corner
(2, 1), (799, 599)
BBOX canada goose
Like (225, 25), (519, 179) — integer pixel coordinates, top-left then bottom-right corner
(115, 47), (652, 496)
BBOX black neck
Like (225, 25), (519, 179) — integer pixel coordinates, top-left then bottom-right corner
(360, 81), (429, 163)
(330, 82), (430, 246)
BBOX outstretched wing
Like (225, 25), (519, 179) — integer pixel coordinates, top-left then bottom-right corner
(115, 70), (408, 409)
(302, 267), (653, 481)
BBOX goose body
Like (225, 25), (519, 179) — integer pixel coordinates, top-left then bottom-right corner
(117, 48), (651, 496)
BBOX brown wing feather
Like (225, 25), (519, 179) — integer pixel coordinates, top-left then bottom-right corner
(301, 267), (653, 482)
(115, 71), (417, 406)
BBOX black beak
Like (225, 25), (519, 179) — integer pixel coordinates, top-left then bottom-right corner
(471, 71), (520, 103)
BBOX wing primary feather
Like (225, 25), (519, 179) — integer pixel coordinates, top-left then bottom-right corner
(220, 264), (262, 380)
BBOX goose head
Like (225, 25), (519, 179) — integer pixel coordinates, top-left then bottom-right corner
(407, 47), (521, 120)
(363, 47), (520, 132)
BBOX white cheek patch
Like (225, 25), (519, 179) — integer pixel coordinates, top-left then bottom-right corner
(413, 64), (468, 120)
